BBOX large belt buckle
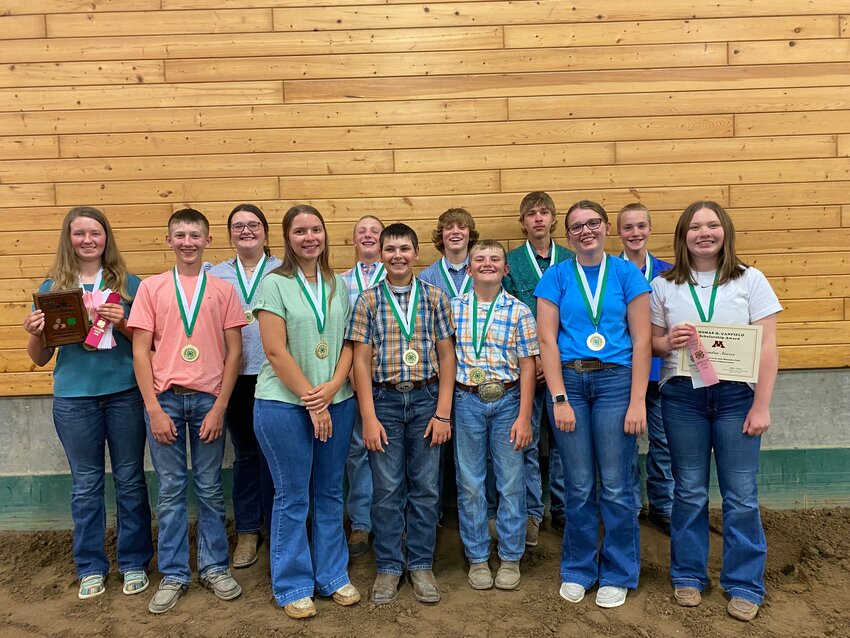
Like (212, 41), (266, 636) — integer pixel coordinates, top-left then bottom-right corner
(478, 381), (505, 403)
(573, 360), (586, 373)
(395, 380), (415, 393)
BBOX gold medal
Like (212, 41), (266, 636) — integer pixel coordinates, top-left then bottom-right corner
(403, 348), (420, 367)
(315, 340), (329, 359)
(244, 309), (256, 324)
(586, 332), (606, 352)
(181, 344), (200, 362)
(469, 367), (487, 385)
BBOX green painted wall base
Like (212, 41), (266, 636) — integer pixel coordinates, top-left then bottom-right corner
(1, 448), (848, 530)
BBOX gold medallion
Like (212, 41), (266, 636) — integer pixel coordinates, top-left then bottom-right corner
(469, 367), (487, 385)
(315, 340), (329, 359)
(403, 348), (420, 367)
(244, 310), (256, 324)
(181, 344), (200, 362)
(586, 332), (606, 352)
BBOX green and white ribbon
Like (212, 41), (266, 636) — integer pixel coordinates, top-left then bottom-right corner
(688, 271), (719, 323)
(524, 240), (557, 281)
(382, 279), (419, 341)
(471, 291), (501, 359)
(296, 267), (327, 334)
(235, 255), (267, 305)
(78, 267), (104, 292)
(354, 261), (385, 292)
(173, 267), (207, 338)
(439, 257), (471, 298)
(619, 251), (653, 281)
(573, 255), (609, 330)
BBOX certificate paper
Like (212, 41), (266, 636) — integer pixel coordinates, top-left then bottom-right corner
(676, 322), (763, 384)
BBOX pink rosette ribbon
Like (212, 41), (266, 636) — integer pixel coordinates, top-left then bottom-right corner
(686, 326), (719, 387)
(84, 290), (120, 350)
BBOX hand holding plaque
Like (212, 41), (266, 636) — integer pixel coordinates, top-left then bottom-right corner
(32, 289), (89, 348)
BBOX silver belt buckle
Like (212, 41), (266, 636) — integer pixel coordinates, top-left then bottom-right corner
(478, 381), (505, 403)
(395, 381), (415, 393)
(573, 360), (586, 373)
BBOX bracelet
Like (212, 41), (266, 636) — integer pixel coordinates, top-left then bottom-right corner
(432, 413), (451, 423)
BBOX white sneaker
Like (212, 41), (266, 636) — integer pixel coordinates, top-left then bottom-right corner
(596, 585), (627, 608)
(559, 581), (586, 603)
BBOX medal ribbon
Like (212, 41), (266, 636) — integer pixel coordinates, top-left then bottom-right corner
(619, 251), (653, 282)
(573, 255), (609, 330)
(438, 257), (471, 298)
(382, 279), (419, 342)
(78, 267), (104, 292)
(687, 271), (719, 322)
(354, 262), (385, 292)
(295, 267), (327, 334)
(235, 255), (267, 306)
(524, 240), (557, 281)
(471, 291), (500, 359)
(173, 267), (206, 339)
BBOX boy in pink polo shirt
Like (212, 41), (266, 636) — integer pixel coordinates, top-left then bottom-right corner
(129, 209), (246, 614)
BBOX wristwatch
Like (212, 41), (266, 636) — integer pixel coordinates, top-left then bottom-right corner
(553, 394), (567, 404)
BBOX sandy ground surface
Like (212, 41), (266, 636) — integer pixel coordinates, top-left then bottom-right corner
(1, 509), (848, 638)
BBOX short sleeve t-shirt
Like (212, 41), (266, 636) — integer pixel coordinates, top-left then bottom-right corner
(534, 255), (651, 366)
(39, 275), (141, 398)
(253, 272), (353, 406)
(127, 270), (247, 396)
(650, 266), (782, 385)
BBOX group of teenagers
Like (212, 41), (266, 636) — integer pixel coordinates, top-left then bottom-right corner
(23, 190), (780, 623)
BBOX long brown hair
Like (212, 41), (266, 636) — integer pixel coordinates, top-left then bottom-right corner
(662, 201), (747, 286)
(48, 206), (133, 300)
(274, 204), (337, 301)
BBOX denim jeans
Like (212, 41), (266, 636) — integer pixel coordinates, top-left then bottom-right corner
(661, 377), (765, 604)
(225, 375), (273, 535)
(369, 384), (442, 575)
(254, 398), (355, 606)
(454, 385), (526, 562)
(547, 365), (640, 589)
(53, 387), (153, 579)
(345, 398), (372, 532)
(145, 389), (229, 585)
(486, 386), (549, 522)
(644, 381), (673, 517)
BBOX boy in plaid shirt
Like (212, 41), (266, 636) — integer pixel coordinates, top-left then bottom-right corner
(451, 240), (538, 591)
(347, 223), (456, 605)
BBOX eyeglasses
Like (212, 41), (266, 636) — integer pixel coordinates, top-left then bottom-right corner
(230, 222), (262, 232)
(567, 218), (604, 236)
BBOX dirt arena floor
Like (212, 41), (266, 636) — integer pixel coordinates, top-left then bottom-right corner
(1, 509), (848, 638)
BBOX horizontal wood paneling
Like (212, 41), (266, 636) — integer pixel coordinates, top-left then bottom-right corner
(1, 1), (849, 396)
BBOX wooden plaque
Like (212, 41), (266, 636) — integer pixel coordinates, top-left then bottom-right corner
(33, 289), (89, 348)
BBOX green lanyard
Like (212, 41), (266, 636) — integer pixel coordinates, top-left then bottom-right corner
(688, 271), (719, 322)
(471, 291), (500, 359)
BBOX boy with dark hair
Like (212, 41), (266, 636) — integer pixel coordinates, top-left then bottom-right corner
(347, 223), (456, 605)
(129, 208), (246, 614)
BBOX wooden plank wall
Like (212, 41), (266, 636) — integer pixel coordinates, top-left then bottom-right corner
(1, 0), (849, 396)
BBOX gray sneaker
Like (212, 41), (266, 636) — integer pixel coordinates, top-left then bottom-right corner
(148, 580), (187, 614)
(201, 569), (242, 601)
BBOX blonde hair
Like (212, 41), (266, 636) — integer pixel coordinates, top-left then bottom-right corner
(48, 207), (133, 300)
(616, 203), (652, 231)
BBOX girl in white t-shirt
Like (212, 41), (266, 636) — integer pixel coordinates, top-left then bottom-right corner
(650, 201), (781, 622)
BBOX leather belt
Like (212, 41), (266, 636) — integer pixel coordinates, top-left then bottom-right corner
(171, 384), (198, 395)
(563, 360), (618, 373)
(374, 376), (439, 393)
(455, 379), (520, 393)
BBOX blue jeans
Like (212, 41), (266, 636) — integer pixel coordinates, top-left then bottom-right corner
(53, 387), (153, 579)
(254, 398), (355, 606)
(645, 381), (673, 517)
(145, 390), (229, 585)
(369, 384), (442, 575)
(454, 385), (526, 562)
(661, 377), (765, 604)
(547, 365), (640, 589)
(486, 386), (549, 522)
(226, 375), (274, 535)
(345, 399), (372, 532)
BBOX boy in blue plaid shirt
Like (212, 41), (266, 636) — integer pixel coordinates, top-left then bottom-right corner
(347, 223), (456, 606)
(451, 240), (538, 591)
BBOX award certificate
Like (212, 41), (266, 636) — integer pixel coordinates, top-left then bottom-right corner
(33, 289), (89, 348)
(676, 322), (763, 384)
